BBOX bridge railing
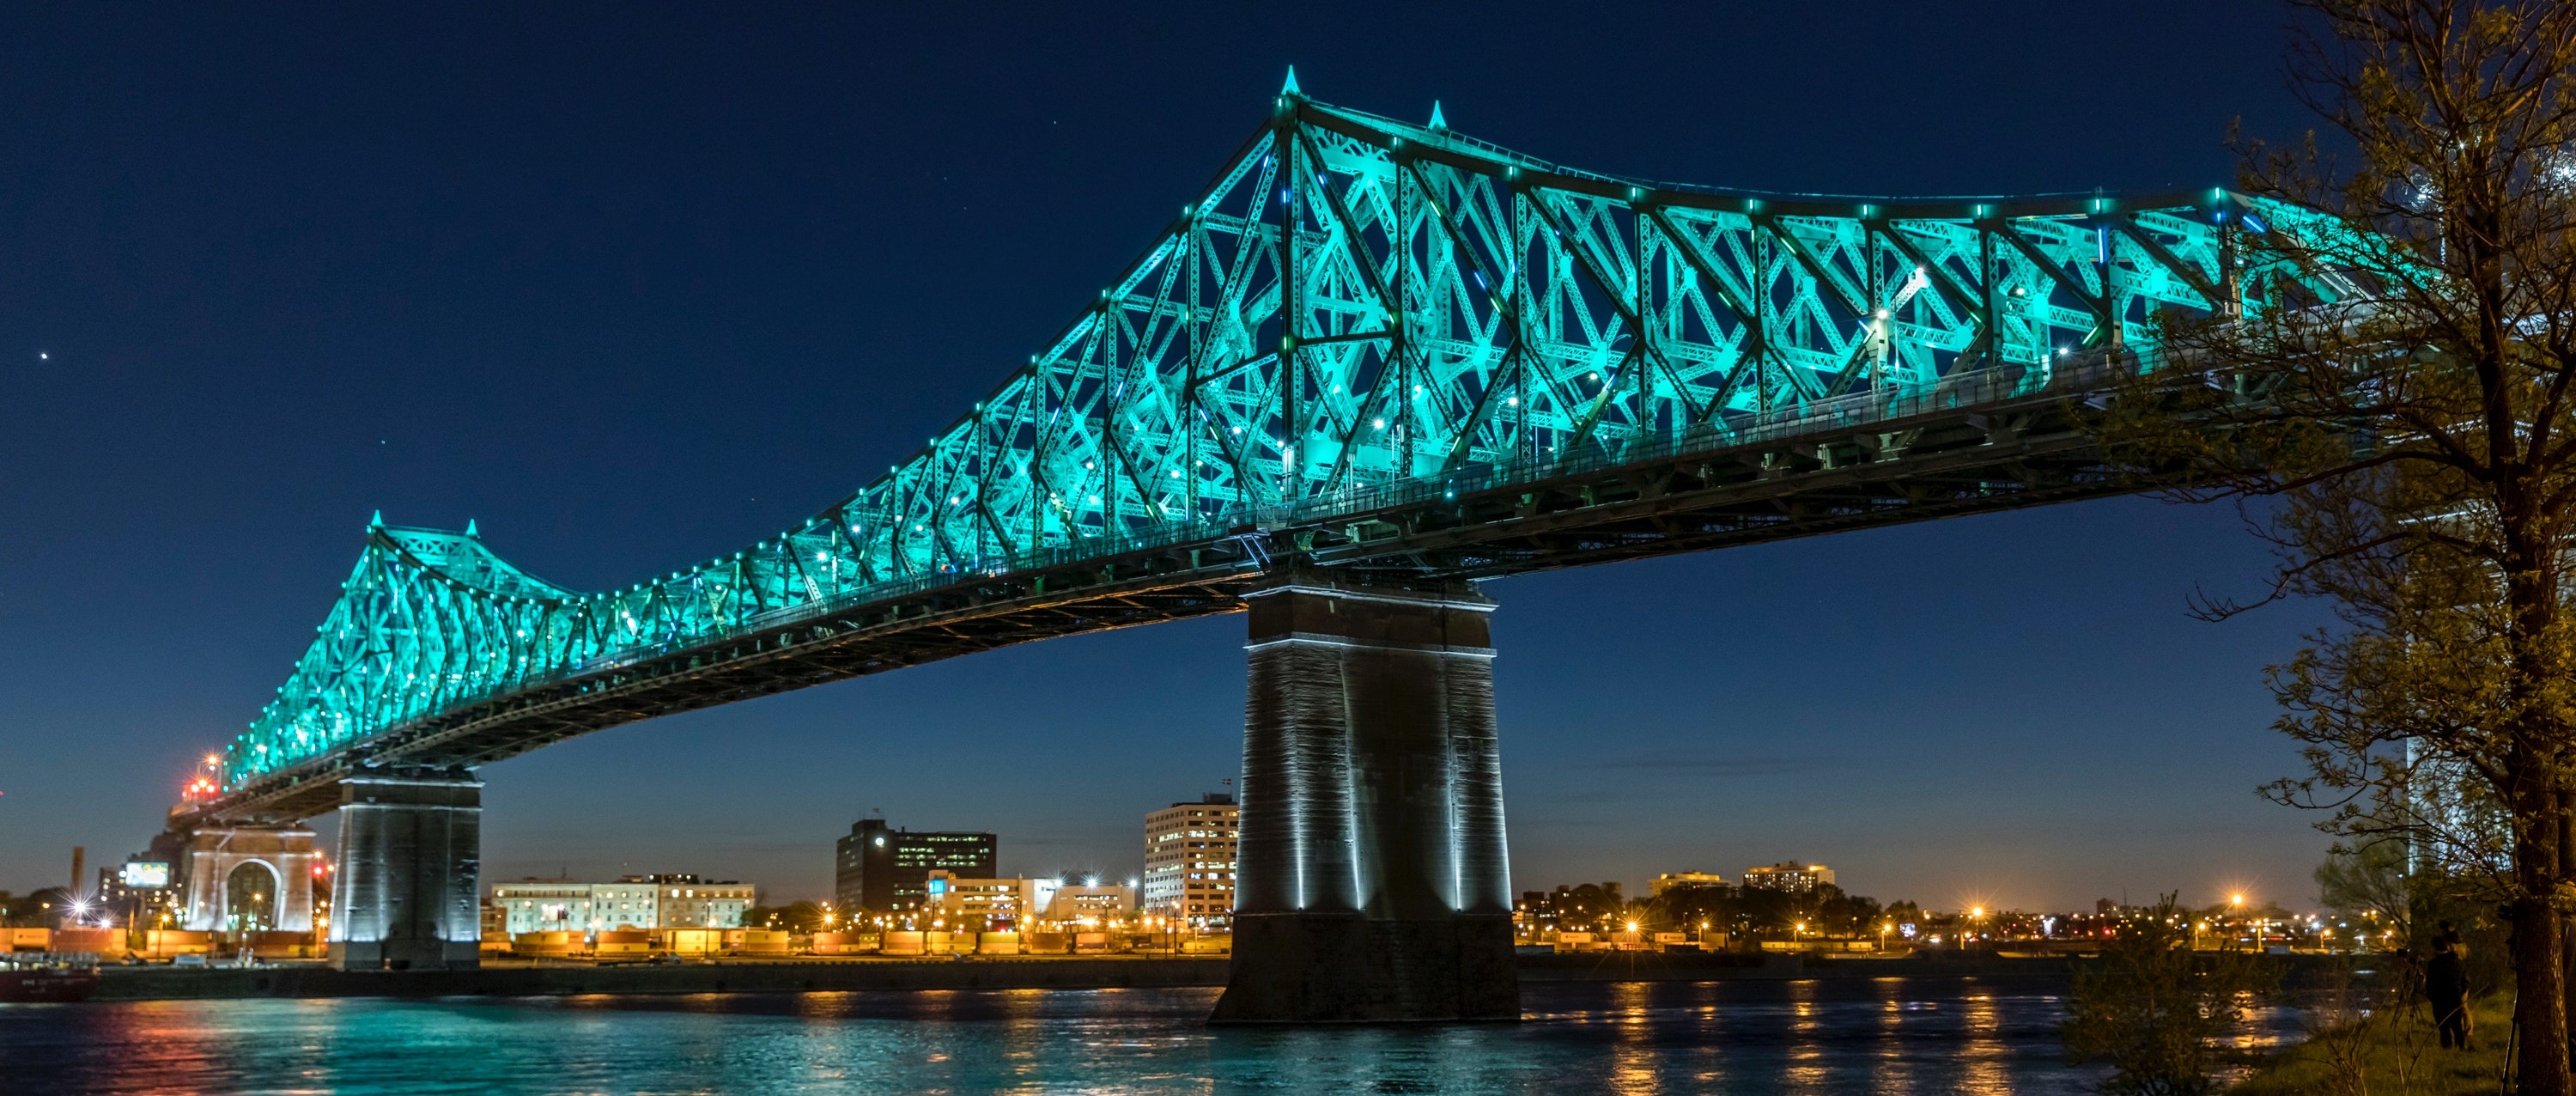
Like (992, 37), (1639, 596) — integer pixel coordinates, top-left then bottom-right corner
(1238, 350), (2132, 533)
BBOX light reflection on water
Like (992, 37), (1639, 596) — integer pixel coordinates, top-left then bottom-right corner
(3, 978), (2142, 1095)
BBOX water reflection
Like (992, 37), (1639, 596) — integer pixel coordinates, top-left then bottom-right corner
(4, 978), (2201, 1095)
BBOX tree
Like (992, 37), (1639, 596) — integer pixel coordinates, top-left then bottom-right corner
(2063, 895), (2277, 1096)
(742, 901), (829, 933)
(1732, 887), (1798, 937)
(2314, 831), (2415, 936)
(2098, 2), (2576, 1088)
(1818, 888), (1884, 937)
(1, 887), (73, 928)
(1648, 885), (1731, 935)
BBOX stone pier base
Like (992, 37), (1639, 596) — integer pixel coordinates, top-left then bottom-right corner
(328, 770), (482, 971)
(1211, 570), (1517, 1023)
(1217, 913), (1518, 1022)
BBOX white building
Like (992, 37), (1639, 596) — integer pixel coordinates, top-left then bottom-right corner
(486, 874), (753, 935)
(1144, 794), (1237, 929)
(489, 880), (657, 935)
(646, 874), (755, 929)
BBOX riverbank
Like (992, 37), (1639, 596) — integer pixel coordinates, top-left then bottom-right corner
(76, 950), (2149, 1002)
(2232, 993), (2512, 1095)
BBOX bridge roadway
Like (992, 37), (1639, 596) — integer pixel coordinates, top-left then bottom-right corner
(201, 355), (2121, 825)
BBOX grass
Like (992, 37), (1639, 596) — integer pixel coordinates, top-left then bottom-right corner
(2231, 994), (2513, 1095)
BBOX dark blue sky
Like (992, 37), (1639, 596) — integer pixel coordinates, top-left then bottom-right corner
(0, 3), (2336, 910)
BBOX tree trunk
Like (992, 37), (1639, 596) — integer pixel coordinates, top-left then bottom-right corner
(2563, 792), (2576, 1080)
(2520, 783), (2573, 1095)
(2521, 904), (2571, 1094)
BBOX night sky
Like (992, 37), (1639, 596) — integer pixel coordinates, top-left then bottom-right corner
(0, 3), (2338, 911)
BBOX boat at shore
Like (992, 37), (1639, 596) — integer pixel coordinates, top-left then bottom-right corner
(1, 953), (104, 1003)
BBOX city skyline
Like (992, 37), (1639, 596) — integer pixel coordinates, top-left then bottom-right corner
(0, 2), (2333, 913)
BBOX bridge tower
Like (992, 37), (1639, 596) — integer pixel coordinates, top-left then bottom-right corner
(1212, 569), (1517, 1022)
(326, 768), (483, 970)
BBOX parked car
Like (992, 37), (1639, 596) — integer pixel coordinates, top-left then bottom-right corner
(171, 954), (208, 968)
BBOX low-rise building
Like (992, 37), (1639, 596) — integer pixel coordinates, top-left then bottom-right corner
(1649, 871), (1729, 898)
(925, 873), (1047, 927)
(486, 874), (752, 935)
(1048, 882), (1139, 923)
(1518, 882), (1625, 935)
(636, 874), (754, 929)
(921, 872), (1139, 929)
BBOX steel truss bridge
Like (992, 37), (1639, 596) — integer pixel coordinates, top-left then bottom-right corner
(200, 86), (2349, 822)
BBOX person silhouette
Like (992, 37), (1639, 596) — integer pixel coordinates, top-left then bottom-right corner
(2425, 921), (2471, 1050)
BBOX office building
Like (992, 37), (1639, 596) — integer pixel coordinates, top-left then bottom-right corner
(1741, 862), (1836, 892)
(835, 818), (997, 912)
(1143, 793), (1237, 929)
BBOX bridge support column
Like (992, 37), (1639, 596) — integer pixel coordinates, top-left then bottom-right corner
(328, 769), (482, 971)
(1211, 571), (1516, 1023)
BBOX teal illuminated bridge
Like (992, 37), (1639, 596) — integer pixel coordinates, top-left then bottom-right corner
(202, 86), (2344, 824)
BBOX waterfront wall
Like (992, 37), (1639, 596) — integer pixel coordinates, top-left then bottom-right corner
(88, 950), (2362, 1002)
(96, 957), (1235, 1001)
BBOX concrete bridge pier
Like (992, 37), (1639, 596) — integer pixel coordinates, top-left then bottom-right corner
(328, 769), (483, 971)
(1211, 570), (1517, 1023)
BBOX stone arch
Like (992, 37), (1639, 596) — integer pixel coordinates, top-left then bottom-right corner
(225, 859), (281, 933)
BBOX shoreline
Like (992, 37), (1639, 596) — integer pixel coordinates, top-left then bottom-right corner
(78, 952), (2116, 1002)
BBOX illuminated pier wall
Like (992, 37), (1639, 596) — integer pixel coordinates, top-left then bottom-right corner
(328, 770), (483, 971)
(1213, 570), (1516, 1022)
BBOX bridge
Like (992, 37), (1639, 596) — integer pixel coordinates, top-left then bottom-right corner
(178, 78), (2342, 1017)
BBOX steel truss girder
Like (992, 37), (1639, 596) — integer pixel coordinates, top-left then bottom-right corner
(212, 94), (2352, 814)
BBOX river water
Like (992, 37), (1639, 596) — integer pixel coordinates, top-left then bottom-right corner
(1, 978), (2219, 1095)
